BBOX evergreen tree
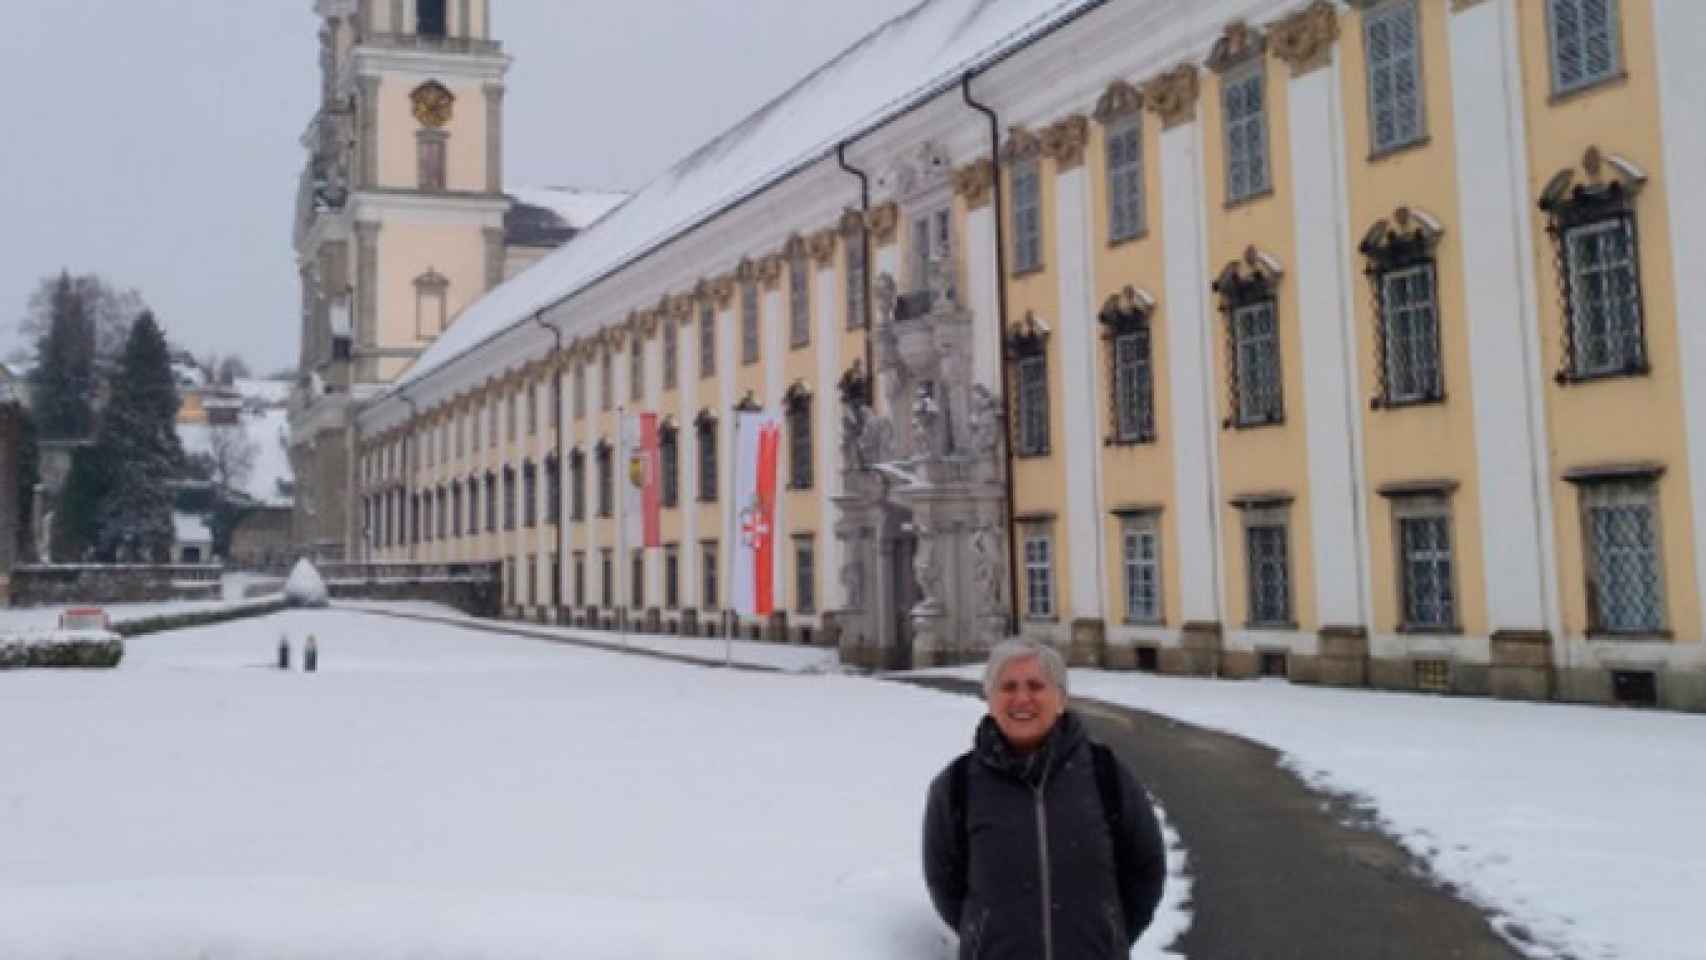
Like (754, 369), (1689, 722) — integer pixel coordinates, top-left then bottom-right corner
(93, 311), (183, 561)
(29, 272), (97, 439)
(14, 408), (38, 561)
(51, 444), (107, 561)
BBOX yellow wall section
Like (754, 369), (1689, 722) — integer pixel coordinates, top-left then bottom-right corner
(376, 76), (489, 193)
(1200, 53), (1317, 632)
(1087, 106), (1182, 628)
(1517, 0), (1700, 643)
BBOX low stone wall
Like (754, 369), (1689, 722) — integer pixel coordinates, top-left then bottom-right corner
(8, 564), (223, 607)
(326, 565), (501, 618)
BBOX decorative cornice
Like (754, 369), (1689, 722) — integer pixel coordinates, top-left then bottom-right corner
(757, 253), (785, 289)
(868, 202), (899, 246)
(711, 274), (737, 307)
(734, 257), (758, 286)
(1142, 65), (1201, 129)
(783, 232), (808, 260)
(666, 292), (693, 324)
(1205, 21), (1265, 74)
(1092, 80), (1144, 125)
(953, 159), (996, 209)
(1001, 125), (1044, 163)
(606, 324), (628, 351)
(807, 228), (838, 266)
(1268, 1), (1339, 77)
(1042, 115), (1090, 170)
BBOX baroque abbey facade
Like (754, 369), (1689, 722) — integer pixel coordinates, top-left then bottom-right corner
(311, 0), (1706, 710)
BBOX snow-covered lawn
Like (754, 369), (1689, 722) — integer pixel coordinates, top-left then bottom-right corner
(0, 611), (1189, 959)
(931, 668), (1702, 960)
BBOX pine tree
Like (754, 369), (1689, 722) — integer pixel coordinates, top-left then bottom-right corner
(51, 444), (107, 561)
(93, 311), (183, 562)
(29, 272), (97, 440)
(14, 408), (39, 561)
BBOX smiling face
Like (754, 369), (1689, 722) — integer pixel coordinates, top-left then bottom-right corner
(988, 654), (1066, 754)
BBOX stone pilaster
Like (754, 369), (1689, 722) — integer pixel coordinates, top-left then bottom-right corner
(483, 226), (505, 291)
(359, 75), (380, 188)
(355, 220), (381, 379)
(483, 83), (505, 194)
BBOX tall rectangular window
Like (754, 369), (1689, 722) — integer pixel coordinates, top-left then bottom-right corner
(789, 248), (811, 349)
(1232, 300), (1283, 425)
(1023, 527), (1055, 619)
(699, 305), (717, 379)
(741, 283), (760, 366)
(1244, 519), (1292, 626)
(794, 535), (815, 614)
(631, 549), (645, 610)
(663, 316), (678, 390)
(526, 382), (538, 435)
(845, 224), (867, 329)
(601, 351), (614, 411)
(1105, 118), (1145, 242)
(574, 362), (587, 418)
(1564, 216), (1645, 378)
(569, 450), (586, 520)
(911, 207), (952, 294)
(601, 549), (613, 609)
(1380, 263), (1443, 404)
(660, 426), (680, 508)
(1548, 0), (1621, 96)
(1581, 478), (1665, 633)
(503, 467), (516, 531)
(701, 540), (719, 610)
(596, 444), (613, 518)
(664, 544), (680, 610)
(1017, 353), (1050, 457)
(488, 400), (498, 447)
(1121, 513), (1162, 623)
(1111, 324), (1155, 443)
(697, 418), (719, 502)
(1364, 0), (1425, 155)
(787, 398), (813, 490)
(551, 374), (560, 428)
(546, 457), (560, 523)
(1397, 506), (1456, 631)
(451, 483), (462, 537)
(485, 473), (496, 532)
(1011, 160), (1043, 273)
(1223, 63), (1270, 204)
(523, 462), (537, 528)
(630, 339), (644, 401)
(573, 551), (586, 607)
(507, 391), (517, 442)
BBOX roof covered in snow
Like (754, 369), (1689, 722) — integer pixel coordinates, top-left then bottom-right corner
(390, 0), (1095, 394)
(173, 512), (212, 545)
(233, 377), (291, 407)
(507, 186), (629, 234)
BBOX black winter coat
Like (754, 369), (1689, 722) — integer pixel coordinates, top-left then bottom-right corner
(923, 710), (1166, 960)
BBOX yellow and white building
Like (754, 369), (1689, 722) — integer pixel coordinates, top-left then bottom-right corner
(338, 0), (1706, 710)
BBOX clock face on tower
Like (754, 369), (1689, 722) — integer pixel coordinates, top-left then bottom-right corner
(411, 81), (455, 128)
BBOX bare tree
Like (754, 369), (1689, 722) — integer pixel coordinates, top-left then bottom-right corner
(204, 424), (258, 496)
(17, 273), (148, 374)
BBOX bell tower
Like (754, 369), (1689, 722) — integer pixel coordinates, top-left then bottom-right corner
(290, 0), (511, 557)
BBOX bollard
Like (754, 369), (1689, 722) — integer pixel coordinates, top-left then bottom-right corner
(305, 634), (318, 673)
(278, 634), (291, 670)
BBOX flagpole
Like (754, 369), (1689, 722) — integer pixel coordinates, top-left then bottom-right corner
(618, 404), (628, 650)
(723, 411), (737, 669)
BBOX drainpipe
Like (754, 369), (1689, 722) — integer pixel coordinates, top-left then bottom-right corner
(399, 392), (419, 562)
(962, 70), (1021, 638)
(836, 142), (876, 405)
(531, 310), (566, 614)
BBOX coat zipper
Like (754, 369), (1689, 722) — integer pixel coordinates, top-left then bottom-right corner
(1034, 777), (1054, 960)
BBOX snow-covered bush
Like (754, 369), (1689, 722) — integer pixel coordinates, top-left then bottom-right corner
(284, 559), (329, 608)
(0, 629), (123, 669)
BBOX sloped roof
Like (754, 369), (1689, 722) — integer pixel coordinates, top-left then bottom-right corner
(390, 0), (1096, 394)
(507, 186), (629, 233)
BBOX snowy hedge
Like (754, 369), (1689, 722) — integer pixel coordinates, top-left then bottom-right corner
(114, 600), (288, 638)
(0, 631), (124, 669)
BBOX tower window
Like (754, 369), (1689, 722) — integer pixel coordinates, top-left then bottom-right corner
(418, 0), (448, 37)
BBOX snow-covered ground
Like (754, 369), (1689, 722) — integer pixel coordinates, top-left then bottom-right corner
(925, 666), (1705, 960)
(0, 610), (1190, 959)
(0, 591), (277, 631)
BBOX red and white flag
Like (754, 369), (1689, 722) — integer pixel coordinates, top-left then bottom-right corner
(731, 411), (781, 617)
(623, 411), (661, 549)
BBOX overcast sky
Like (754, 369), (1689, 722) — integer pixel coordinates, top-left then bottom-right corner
(0, 0), (921, 373)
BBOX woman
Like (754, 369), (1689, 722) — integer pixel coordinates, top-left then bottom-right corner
(923, 638), (1166, 959)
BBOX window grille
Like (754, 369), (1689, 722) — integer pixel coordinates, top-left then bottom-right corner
(699, 305), (717, 378)
(503, 467), (516, 530)
(1223, 64), (1270, 203)
(659, 425), (679, 508)
(794, 536), (815, 614)
(596, 443), (613, 518)
(1121, 514), (1162, 623)
(1380, 263), (1443, 403)
(527, 555), (537, 607)
(789, 246), (811, 348)
(1011, 160), (1043, 273)
(662, 318), (678, 391)
(601, 549), (613, 609)
(1581, 479), (1664, 633)
(1364, 1), (1425, 154)
(485, 473), (496, 532)
(573, 551), (586, 608)
(1548, 0), (1621, 96)
(1100, 298), (1156, 443)
(1232, 301), (1283, 425)
(569, 449), (585, 520)
(785, 388), (813, 489)
(1398, 513), (1455, 629)
(845, 223), (867, 329)
(702, 540), (719, 609)
(1245, 522), (1291, 625)
(1413, 658), (1451, 693)
(1564, 216), (1645, 378)
(521, 461), (536, 527)
(452, 483), (462, 536)
(631, 549), (645, 609)
(1023, 529), (1054, 618)
(741, 283), (760, 366)
(665, 545), (680, 610)
(1106, 119), (1145, 242)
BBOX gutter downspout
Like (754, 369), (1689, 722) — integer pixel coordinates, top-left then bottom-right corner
(836, 142), (876, 405)
(531, 310), (566, 615)
(962, 70), (1021, 639)
(399, 392), (419, 562)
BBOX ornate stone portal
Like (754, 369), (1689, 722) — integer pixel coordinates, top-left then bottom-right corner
(834, 262), (1011, 670)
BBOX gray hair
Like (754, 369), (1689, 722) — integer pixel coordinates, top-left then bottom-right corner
(982, 638), (1069, 699)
